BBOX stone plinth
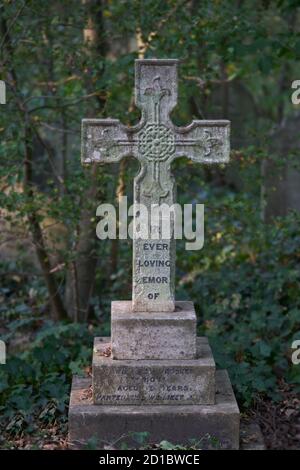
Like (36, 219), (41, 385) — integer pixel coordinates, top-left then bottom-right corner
(111, 301), (196, 360)
(69, 370), (239, 450)
(93, 337), (215, 405)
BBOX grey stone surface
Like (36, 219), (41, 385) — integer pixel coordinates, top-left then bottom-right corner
(93, 336), (215, 405)
(111, 300), (196, 360)
(73, 58), (239, 451)
(81, 59), (230, 312)
(68, 370), (240, 450)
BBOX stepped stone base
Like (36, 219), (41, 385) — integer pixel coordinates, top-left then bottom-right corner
(68, 370), (240, 450)
(111, 301), (197, 360)
(93, 337), (215, 405)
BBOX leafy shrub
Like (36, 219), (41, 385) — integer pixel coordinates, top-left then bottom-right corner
(177, 183), (300, 406)
(0, 319), (100, 437)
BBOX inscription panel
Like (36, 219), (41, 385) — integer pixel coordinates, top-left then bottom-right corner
(93, 337), (215, 405)
(134, 241), (173, 305)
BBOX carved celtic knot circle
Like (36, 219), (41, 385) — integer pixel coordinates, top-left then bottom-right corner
(138, 124), (175, 161)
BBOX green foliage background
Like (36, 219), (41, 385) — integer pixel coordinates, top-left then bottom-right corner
(0, 0), (299, 443)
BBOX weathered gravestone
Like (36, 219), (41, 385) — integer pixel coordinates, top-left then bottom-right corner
(68, 59), (240, 449)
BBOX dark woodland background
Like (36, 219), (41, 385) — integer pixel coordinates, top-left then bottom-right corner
(0, 0), (300, 449)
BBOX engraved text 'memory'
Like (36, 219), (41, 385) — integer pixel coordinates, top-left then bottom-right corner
(81, 59), (230, 312)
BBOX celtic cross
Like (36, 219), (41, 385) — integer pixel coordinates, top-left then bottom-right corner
(82, 59), (230, 312)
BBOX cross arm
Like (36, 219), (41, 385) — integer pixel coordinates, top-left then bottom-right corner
(81, 119), (139, 165)
(174, 120), (230, 164)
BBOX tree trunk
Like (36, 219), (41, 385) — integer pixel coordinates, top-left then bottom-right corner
(64, 0), (107, 321)
(1, 14), (67, 321)
(110, 159), (127, 275)
(24, 126), (68, 321)
(65, 165), (101, 321)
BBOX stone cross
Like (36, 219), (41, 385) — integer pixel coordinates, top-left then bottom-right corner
(82, 59), (230, 312)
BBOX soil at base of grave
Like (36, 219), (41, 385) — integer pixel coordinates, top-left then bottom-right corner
(250, 383), (300, 450)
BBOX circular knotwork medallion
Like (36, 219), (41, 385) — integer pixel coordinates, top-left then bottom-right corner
(138, 124), (175, 161)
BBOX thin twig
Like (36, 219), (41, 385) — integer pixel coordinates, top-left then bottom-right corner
(29, 91), (107, 114)
(0, 1), (27, 52)
(39, 121), (78, 135)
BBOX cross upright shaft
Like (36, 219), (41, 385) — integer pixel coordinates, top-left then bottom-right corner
(81, 59), (230, 312)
